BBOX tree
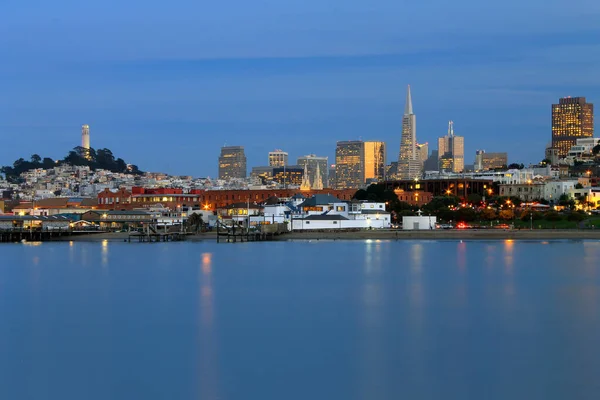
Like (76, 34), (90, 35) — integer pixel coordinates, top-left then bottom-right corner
(353, 189), (368, 200)
(544, 211), (563, 221)
(540, 158), (552, 165)
(455, 207), (477, 222)
(498, 209), (515, 221)
(593, 144), (600, 155)
(480, 208), (497, 221)
(575, 183), (584, 189)
(42, 157), (55, 169)
(467, 193), (482, 204)
(30, 154), (41, 164)
(508, 163), (524, 170)
(187, 213), (204, 233)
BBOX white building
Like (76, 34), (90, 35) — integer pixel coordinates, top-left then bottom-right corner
(402, 215), (437, 230)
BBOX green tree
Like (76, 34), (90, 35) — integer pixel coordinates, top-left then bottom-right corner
(187, 213), (204, 233)
(30, 154), (41, 164)
(480, 208), (497, 221)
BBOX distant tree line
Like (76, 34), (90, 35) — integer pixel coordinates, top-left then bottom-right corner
(1, 147), (142, 183)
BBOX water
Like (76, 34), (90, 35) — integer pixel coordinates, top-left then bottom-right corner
(1, 239), (600, 400)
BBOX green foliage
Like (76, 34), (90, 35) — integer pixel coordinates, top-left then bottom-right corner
(575, 183), (584, 189)
(1, 147), (143, 181)
(567, 212), (586, 222)
(593, 144), (600, 156)
(455, 207), (477, 222)
(544, 211), (563, 221)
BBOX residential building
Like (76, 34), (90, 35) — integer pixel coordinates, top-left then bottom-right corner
(498, 182), (545, 201)
(552, 97), (594, 157)
(335, 141), (364, 189)
(438, 121), (465, 173)
(397, 85), (421, 179)
(297, 154), (329, 188)
(474, 150), (508, 171)
(268, 150), (288, 167)
(218, 146), (247, 179)
(364, 141), (386, 182)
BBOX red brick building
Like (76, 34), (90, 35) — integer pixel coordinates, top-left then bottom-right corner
(394, 189), (433, 206)
(98, 187), (357, 211)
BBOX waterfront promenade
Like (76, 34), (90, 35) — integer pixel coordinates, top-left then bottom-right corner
(43, 229), (600, 242)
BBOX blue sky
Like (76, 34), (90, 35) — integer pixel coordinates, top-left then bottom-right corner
(1, 0), (599, 176)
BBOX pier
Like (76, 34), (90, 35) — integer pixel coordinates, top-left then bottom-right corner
(0, 228), (70, 242)
(216, 221), (288, 243)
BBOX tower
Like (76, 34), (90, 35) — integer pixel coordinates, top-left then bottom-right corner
(81, 125), (90, 149)
(268, 150), (288, 167)
(438, 121), (465, 173)
(364, 141), (387, 182)
(313, 163), (324, 190)
(218, 146), (247, 179)
(552, 97), (594, 157)
(300, 163), (312, 191)
(335, 141), (364, 189)
(397, 85), (421, 179)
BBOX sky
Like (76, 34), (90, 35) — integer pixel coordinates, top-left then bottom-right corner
(1, 0), (599, 177)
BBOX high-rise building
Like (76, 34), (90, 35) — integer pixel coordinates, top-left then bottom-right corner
(474, 150), (508, 171)
(335, 141), (364, 189)
(218, 146), (247, 179)
(552, 97), (594, 157)
(423, 150), (439, 172)
(416, 142), (429, 167)
(364, 141), (386, 182)
(81, 125), (90, 149)
(272, 166), (303, 186)
(297, 155), (329, 188)
(437, 121), (465, 173)
(268, 150), (288, 167)
(397, 85), (421, 179)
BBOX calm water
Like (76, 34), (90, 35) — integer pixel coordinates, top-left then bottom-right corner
(1, 239), (600, 400)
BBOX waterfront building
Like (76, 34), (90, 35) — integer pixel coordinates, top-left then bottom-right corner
(335, 141), (364, 189)
(552, 97), (594, 157)
(218, 146), (247, 179)
(364, 141), (386, 182)
(268, 150), (288, 167)
(397, 85), (421, 179)
(437, 121), (465, 173)
(297, 154), (329, 188)
(474, 150), (508, 171)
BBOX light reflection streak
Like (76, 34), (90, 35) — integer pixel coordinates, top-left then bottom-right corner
(457, 241), (467, 272)
(100, 239), (109, 267)
(198, 252), (219, 399)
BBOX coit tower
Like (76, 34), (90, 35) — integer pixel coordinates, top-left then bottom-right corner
(81, 125), (90, 149)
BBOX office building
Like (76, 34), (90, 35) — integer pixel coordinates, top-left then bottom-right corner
(297, 154), (329, 188)
(552, 97), (594, 157)
(251, 166), (274, 182)
(335, 141), (364, 189)
(364, 141), (386, 182)
(273, 166), (303, 186)
(81, 125), (90, 149)
(268, 150), (288, 167)
(397, 85), (421, 179)
(474, 150), (508, 171)
(218, 146), (247, 179)
(438, 121), (465, 173)
(423, 150), (439, 172)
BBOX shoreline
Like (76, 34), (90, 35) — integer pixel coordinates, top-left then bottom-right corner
(41, 229), (600, 242)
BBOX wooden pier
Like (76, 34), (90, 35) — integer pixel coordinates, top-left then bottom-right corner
(0, 229), (69, 243)
(216, 222), (287, 243)
(127, 232), (187, 242)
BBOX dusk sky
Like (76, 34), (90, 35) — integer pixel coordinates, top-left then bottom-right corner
(1, 0), (599, 176)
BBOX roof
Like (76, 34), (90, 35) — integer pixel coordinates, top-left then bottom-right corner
(86, 210), (151, 215)
(262, 196), (281, 205)
(222, 202), (262, 209)
(0, 215), (74, 221)
(298, 194), (340, 208)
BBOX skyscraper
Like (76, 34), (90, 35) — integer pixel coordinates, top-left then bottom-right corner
(438, 121), (465, 173)
(268, 150), (288, 167)
(364, 141), (386, 182)
(416, 142), (429, 167)
(552, 97), (594, 157)
(218, 146), (247, 179)
(397, 85), (421, 179)
(81, 125), (90, 149)
(335, 141), (364, 189)
(297, 155), (329, 188)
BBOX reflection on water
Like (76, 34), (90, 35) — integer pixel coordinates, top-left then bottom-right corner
(198, 252), (219, 400)
(1, 240), (600, 400)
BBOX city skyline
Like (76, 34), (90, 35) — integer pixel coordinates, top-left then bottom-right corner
(1, 0), (598, 176)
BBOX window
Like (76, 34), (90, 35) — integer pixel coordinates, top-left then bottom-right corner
(305, 221), (310, 224)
